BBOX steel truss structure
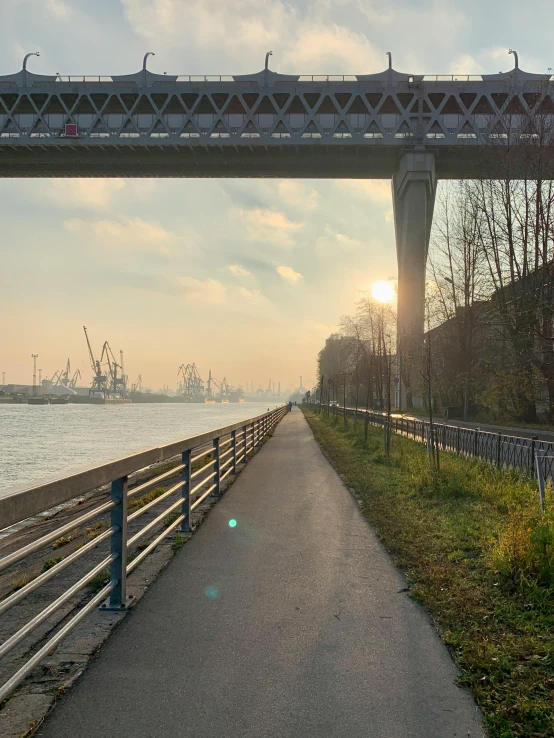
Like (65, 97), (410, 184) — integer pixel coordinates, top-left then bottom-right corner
(0, 64), (552, 177)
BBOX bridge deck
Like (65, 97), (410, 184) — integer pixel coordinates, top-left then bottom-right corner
(38, 409), (483, 738)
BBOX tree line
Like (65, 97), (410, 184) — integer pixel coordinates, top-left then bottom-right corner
(317, 89), (554, 424)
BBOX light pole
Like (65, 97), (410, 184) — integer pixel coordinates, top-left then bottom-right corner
(23, 52), (40, 87)
(143, 51), (155, 85)
(31, 354), (38, 396)
(264, 50), (273, 87)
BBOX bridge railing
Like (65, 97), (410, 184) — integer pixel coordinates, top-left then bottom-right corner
(0, 405), (287, 702)
(311, 403), (554, 481)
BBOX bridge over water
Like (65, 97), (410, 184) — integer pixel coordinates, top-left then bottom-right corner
(1, 54), (552, 406)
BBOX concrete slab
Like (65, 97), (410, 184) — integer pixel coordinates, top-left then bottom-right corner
(38, 409), (484, 738)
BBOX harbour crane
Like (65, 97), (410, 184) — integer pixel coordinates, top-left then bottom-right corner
(177, 363), (204, 402)
(131, 375), (143, 393)
(83, 326), (108, 398)
(101, 341), (127, 399)
(69, 369), (81, 389)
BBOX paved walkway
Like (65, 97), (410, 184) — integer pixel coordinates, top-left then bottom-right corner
(39, 409), (483, 738)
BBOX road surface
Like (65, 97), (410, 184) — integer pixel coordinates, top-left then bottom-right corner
(39, 408), (483, 738)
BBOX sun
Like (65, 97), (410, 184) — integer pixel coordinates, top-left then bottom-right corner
(371, 280), (395, 303)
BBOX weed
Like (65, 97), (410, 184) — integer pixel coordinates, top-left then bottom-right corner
(192, 454), (213, 473)
(128, 486), (166, 510)
(163, 512), (180, 528)
(52, 531), (79, 550)
(172, 532), (186, 551)
(11, 574), (35, 591)
(88, 568), (110, 594)
(86, 521), (107, 540)
(43, 557), (64, 572)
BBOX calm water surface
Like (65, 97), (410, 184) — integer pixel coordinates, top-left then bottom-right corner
(0, 402), (278, 490)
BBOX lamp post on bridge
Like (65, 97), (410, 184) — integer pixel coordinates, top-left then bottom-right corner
(264, 51), (273, 87)
(143, 51), (155, 85)
(22, 52), (39, 87)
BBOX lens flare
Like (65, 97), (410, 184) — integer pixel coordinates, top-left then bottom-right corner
(229, 519), (237, 528)
(371, 280), (395, 303)
(204, 585), (220, 600)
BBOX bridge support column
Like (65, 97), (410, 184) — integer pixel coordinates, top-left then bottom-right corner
(392, 151), (436, 410)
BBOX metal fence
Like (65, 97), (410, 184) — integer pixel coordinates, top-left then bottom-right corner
(0, 406), (286, 702)
(312, 403), (554, 482)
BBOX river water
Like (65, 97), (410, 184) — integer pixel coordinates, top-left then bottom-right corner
(0, 402), (279, 491)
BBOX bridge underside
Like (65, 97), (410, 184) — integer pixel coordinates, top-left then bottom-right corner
(0, 144), (534, 179)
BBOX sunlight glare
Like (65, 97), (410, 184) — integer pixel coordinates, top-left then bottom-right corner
(371, 280), (395, 303)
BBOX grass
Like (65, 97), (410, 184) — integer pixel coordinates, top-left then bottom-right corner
(52, 531), (80, 550)
(172, 532), (186, 551)
(43, 557), (64, 572)
(128, 486), (166, 510)
(10, 574), (36, 591)
(163, 511), (180, 528)
(88, 568), (110, 594)
(86, 521), (107, 540)
(303, 407), (554, 738)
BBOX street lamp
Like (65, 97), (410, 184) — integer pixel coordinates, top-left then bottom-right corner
(23, 52), (40, 87)
(143, 52), (155, 85)
(508, 49), (519, 70)
(264, 50), (273, 86)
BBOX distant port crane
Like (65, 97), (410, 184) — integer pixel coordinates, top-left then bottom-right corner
(177, 363), (204, 402)
(83, 326), (108, 399)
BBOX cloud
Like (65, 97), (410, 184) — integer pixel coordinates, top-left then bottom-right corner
(237, 287), (265, 304)
(235, 207), (304, 247)
(228, 264), (251, 278)
(282, 25), (381, 71)
(122, 0), (289, 59)
(277, 181), (318, 211)
(44, 179), (126, 209)
(277, 265), (303, 283)
(336, 233), (362, 249)
(448, 54), (483, 76)
(339, 180), (391, 203)
(176, 276), (226, 305)
(305, 320), (340, 335)
(47, 0), (72, 19)
(64, 217), (175, 254)
(315, 226), (364, 253)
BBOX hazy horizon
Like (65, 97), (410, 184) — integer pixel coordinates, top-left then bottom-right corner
(1, 0), (552, 391)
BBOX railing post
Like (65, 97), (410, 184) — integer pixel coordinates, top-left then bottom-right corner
(496, 433), (502, 468)
(535, 451), (546, 513)
(457, 426), (461, 455)
(243, 423), (248, 460)
(231, 430), (237, 476)
(108, 475), (128, 609)
(474, 428), (479, 458)
(181, 449), (192, 532)
(213, 437), (221, 497)
(531, 435), (538, 474)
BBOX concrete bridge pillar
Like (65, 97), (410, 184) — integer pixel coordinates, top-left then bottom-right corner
(392, 151), (436, 409)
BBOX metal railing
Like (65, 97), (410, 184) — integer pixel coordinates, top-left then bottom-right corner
(0, 406), (286, 702)
(312, 403), (554, 481)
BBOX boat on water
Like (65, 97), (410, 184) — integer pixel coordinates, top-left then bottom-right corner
(28, 397), (49, 405)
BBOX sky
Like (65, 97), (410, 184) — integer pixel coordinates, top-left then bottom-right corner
(1, 0), (553, 393)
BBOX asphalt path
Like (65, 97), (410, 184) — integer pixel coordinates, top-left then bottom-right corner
(39, 408), (483, 738)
